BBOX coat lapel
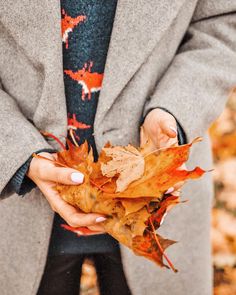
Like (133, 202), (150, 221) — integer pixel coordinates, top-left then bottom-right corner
(1, 0), (186, 130)
(95, 0), (186, 125)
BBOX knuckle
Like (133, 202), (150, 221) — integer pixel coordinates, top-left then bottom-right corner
(37, 163), (49, 179)
(62, 172), (70, 184)
(55, 173), (63, 184)
(55, 170), (67, 184)
(67, 215), (80, 227)
(67, 220), (79, 228)
(164, 111), (175, 120)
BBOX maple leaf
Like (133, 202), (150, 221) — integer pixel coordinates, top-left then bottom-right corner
(101, 144), (145, 192)
(120, 197), (151, 216)
(209, 92), (236, 293)
(132, 231), (177, 271)
(147, 195), (182, 230)
(36, 131), (206, 271)
(99, 139), (204, 199)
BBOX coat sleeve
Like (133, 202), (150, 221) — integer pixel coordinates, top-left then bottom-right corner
(7, 149), (57, 197)
(0, 88), (55, 199)
(142, 0), (236, 142)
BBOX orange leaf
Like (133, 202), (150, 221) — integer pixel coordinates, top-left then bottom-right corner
(40, 132), (206, 270)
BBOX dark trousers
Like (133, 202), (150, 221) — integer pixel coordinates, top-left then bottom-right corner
(37, 250), (132, 295)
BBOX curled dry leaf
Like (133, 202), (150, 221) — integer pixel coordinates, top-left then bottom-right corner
(36, 132), (206, 272)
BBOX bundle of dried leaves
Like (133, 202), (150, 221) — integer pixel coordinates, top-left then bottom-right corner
(35, 132), (205, 272)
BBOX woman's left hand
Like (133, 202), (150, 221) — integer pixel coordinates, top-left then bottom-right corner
(140, 108), (185, 196)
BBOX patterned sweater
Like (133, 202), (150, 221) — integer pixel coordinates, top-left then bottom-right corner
(8, 0), (186, 255)
(48, 0), (119, 255)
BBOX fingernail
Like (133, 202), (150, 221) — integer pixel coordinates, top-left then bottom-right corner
(170, 126), (177, 135)
(95, 217), (107, 223)
(160, 212), (167, 225)
(76, 231), (83, 236)
(165, 187), (174, 194)
(71, 172), (84, 183)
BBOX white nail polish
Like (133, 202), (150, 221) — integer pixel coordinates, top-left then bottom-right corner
(170, 126), (177, 134)
(75, 230), (83, 235)
(160, 212), (167, 225)
(165, 187), (174, 194)
(71, 172), (84, 183)
(95, 217), (107, 223)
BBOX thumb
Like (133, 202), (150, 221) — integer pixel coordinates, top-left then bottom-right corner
(41, 166), (84, 185)
(160, 121), (178, 138)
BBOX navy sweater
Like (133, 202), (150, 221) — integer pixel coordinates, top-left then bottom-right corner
(48, 0), (119, 255)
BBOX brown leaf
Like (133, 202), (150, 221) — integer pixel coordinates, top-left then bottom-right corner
(101, 144), (145, 192)
(120, 198), (150, 215)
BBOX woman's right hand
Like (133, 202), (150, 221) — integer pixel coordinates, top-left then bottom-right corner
(27, 152), (107, 235)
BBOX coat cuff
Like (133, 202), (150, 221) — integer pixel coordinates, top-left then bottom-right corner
(140, 106), (187, 145)
(8, 148), (57, 196)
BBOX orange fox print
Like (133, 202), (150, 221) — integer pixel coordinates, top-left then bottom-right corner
(67, 113), (91, 130)
(61, 9), (86, 49)
(64, 61), (104, 100)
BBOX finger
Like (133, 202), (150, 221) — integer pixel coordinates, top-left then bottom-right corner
(162, 124), (177, 138)
(84, 225), (106, 235)
(140, 126), (148, 148)
(164, 187), (175, 194)
(172, 189), (181, 197)
(164, 181), (185, 195)
(39, 165), (84, 185)
(84, 231), (105, 236)
(39, 182), (107, 227)
(173, 181), (185, 192)
(140, 127), (158, 152)
(158, 136), (178, 148)
(70, 226), (105, 236)
(88, 224), (106, 232)
(83, 231), (105, 236)
(160, 118), (177, 138)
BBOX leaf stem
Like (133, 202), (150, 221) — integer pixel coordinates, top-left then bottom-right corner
(40, 131), (66, 150)
(69, 129), (79, 147)
(32, 153), (70, 168)
(143, 137), (202, 159)
(143, 142), (177, 159)
(149, 218), (178, 273)
(89, 178), (115, 194)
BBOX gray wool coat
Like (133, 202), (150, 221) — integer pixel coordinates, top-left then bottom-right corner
(0, 1), (236, 294)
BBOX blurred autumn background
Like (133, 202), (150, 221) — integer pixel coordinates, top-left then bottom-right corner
(80, 89), (236, 295)
(210, 88), (236, 295)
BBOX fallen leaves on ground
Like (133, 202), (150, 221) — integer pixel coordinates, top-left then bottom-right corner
(209, 91), (236, 161)
(80, 259), (99, 295)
